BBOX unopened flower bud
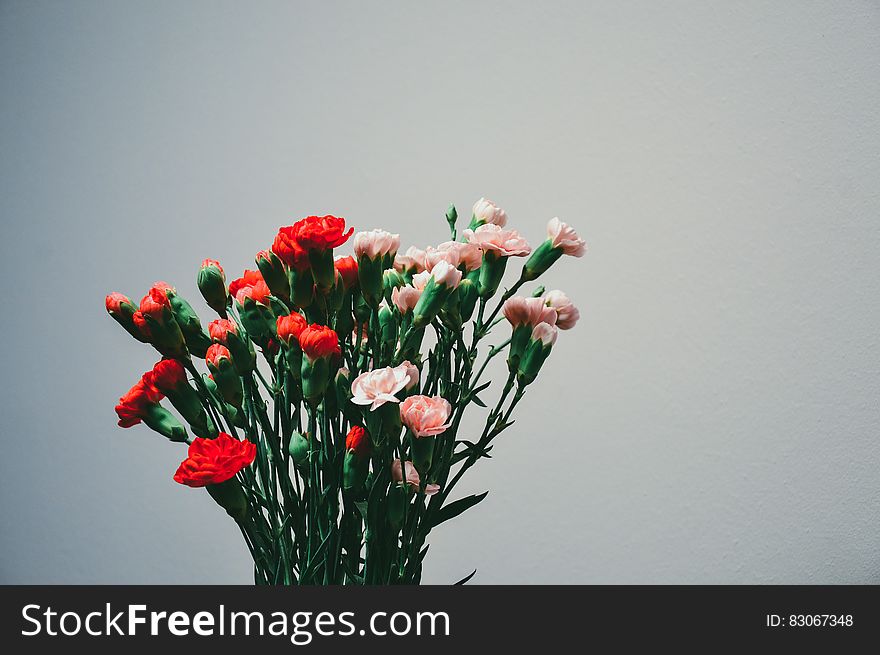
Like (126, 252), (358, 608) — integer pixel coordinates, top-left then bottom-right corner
(105, 292), (150, 342)
(197, 259), (229, 317)
(256, 249), (291, 303)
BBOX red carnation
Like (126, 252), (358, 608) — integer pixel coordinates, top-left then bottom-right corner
(235, 280), (271, 305)
(276, 313), (308, 345)
(334, 256), (359, 289)
(208, 318), (238, 344)
(173, 432), (257, 487)
(105, 292), (132, 314)
(206, 343), (232, 368)
(150, 281), (175, 300)
(298, 324), (341, 361)
(291, 215), (354, 251)
(228, 269), (264, 299)
(272, 226), (311, 271)
(144, 359), (187, 395)
(139, 291), (169, 319)
(345, 425), (370, 458)
(115, 378), (164, 428)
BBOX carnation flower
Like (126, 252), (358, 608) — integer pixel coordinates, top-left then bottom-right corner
(334, 255), (359, 289)
(350, 363), (414, 410)
(345, 425), (370, 458)
(144, 359), (188, 395)
(235, 280), (271, 306)
(391, 460), (440, 495)
(400, 395), (452, 437)
(437, 240), (483, 272)
(208, 318), (238, 344)
(502, 296), (558, 328)
(463, 224), (531, 257)
(290, 215), (354, 251)
(173, 433), (257, 487)
(272, 226), (310, 270)
(393, 246), (428, 274)
(531, 321), (558, 346)
(391, 284), (421, 314)
(427, 260), (462, 289)
(105, 292), (133, 314)
(115, 378), (163, 428)
(472, 197), (508, 227)
(206, 343), (233, 369)
(546, 217), (586, 256)
(276, 313), (308, 346)
(298, 324), (340, 361)
(544, 290), (580, 329)
(353, 229), (400, 260)
(228, 270), (265, 300)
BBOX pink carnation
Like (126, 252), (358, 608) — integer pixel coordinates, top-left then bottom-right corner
(393, 246), (428, 273)
(400, 395), (452, 437)
(546, 217), (586, 256)
(544, 290), (580, 329)
(391, 460), (440, 495)
(463, 224), (531, 257)
(353, 229), (400, 260)
(391, 284), (422, 314)
(350, 363), (416, 410)
(472, 197), (508, 227)
(502, 296), (558, 328)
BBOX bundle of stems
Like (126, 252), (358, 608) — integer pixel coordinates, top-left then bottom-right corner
(107, 201), (585, 584)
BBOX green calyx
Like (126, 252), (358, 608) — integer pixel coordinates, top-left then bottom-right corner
(166, 289), (211, 358)
(412, 277), (454, 329)
(207, 358), (243, 407)
(289, 267), (315, 308)
(308, 248), (336, 295)
(301, 355), (331, 403)
(517, 337), (553, 386)
(256, 251), (291, 303)
(478, 250), (508, 299)
(142, 404), (188, 443)
(207, 477), (249, 522)
(357, 255), (384, 309)
(521, 239), (563, 282)
(343, 449), (369, 493)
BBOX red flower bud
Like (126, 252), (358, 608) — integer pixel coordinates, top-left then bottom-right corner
(208, 318), (238, 344)
(139, 289), (170, 319)
(198, 259), (228, 315)
(228, 269), (264, 299)
(144, 359), (188, 395)
(272, 226), (311, 271)
(105, 292), (133, 314)
(173, 432), (257, 487)
(276, 313), (308, 346)
(235, 280), (271, 306)
(115, 378), (164, 428)
(132, 311), (152, 339)
(345, 425), (370, 458)
(298, 324), (341, 361)
(201, 259), (224, 276)
(205, 343), (232, 368)
(334, 255), (359, 289)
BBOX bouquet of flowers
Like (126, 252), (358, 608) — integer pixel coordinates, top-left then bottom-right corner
(105, 199), (585, 585)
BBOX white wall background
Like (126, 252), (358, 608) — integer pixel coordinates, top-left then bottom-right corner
(1, 0), (878, 583)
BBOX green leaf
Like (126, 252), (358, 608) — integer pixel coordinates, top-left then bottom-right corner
(454, 569), (477, 585)
(430, 491), (489, 528)
(471, 394), (487, 408)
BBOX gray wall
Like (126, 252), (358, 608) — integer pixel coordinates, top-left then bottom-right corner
(1, 1), (878, 584)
